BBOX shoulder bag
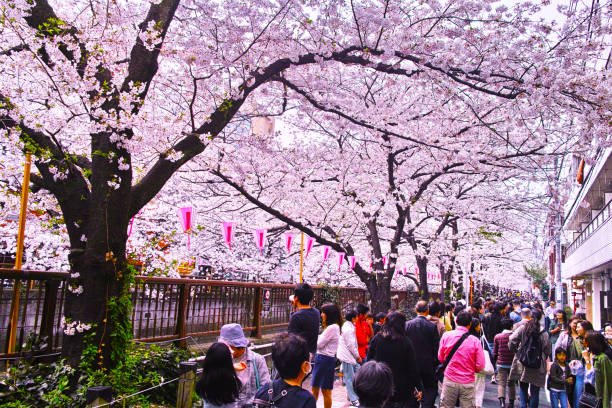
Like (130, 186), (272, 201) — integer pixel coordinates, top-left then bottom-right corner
(436, 332), (470, 383)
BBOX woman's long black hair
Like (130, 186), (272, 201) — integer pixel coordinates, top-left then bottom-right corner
(524, 309), (542, 338)
(381, 311), (406, 340)
(195, 342), (241, 405)
(321, 302), (343, 330)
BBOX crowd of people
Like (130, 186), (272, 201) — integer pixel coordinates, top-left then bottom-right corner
(193, 283), (612, 408)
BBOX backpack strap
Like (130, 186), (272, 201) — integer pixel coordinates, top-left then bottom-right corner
(253, 381), (298, 406)
(252, 356), (260, 389)
(441, 332), (470, 371)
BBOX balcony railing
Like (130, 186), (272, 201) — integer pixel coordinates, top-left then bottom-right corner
(566, 198), (612, 257)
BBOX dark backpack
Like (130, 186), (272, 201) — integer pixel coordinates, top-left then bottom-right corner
(517, 329), (545, 369)
(252, 382), (297, 407)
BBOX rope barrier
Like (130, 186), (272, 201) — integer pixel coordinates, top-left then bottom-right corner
(0, 352), (61, 361)
(93, 377), (180, 407)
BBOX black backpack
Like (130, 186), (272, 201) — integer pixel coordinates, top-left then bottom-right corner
(517, 329), (545, 369)
(252, 382), (297, 407)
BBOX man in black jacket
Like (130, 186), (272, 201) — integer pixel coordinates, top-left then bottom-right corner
(405, 300), (440, 408)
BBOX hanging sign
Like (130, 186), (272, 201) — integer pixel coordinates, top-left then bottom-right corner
(262, 288), (272, 312)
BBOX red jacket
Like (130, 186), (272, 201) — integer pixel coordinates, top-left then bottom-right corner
(355, 316), (372, 359)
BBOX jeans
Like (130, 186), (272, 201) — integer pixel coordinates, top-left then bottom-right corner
(573, 372), (585, 408)
(342, 362), (359, 403)
(487, 342), (497, 375)
(519, 382), (540, 408)
(550, 390), (568, 408)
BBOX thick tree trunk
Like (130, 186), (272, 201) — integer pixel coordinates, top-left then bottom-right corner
(416, 256), (429, 299)
(366, 277), (392, 314)
(62, 251), (126, 368)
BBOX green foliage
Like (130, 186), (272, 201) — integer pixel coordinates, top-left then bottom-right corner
(0, 344), (195, 407)
(317, 283), (342, 309)
(106, 264), (137, 367)
(524, 263), (550, 300)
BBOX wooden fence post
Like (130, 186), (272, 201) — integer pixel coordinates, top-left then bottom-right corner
(86, 386), (113, 407)
(252, 287), (262, 338)
(40, 279), (60, 350)
(175, 283), (190, 349)
(176, 361), (196, 408)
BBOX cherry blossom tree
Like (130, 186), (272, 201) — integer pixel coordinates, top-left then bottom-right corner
(1, 0), (609, 368)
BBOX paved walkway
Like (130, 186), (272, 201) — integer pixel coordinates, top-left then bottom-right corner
(314, 377), (552, 408)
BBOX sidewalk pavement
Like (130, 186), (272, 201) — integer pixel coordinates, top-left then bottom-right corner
(314, 377), (553, 408)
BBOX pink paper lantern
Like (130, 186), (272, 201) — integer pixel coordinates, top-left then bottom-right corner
(222, 222), (234, 250)
(349, 256), (356, 271)
(337, 252), (345, 272)
(305, 237), (315, 258)
(283, 233), (294, 254)
(253, 229), (267, 255)
(321, 246), (331, 265)
(178, 207), (193, 250)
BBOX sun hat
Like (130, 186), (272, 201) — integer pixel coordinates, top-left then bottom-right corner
(218, 323), (249, 348)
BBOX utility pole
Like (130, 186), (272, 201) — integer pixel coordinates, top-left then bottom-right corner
(556, 213), (564, 307)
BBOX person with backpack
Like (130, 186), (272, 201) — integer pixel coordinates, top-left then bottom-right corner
(218, 323), (270, 407)
(508, 309), (551, 408)
(311, 303), (342, 408)
(253, 333), (316, 408)
(353, 361), (395, 408)
(195, 342), (242, 408)
(338, 309), (363, 407)
(438, 310), (486, 408)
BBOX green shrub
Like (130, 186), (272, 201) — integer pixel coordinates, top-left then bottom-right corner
(0, 343), (195, 407)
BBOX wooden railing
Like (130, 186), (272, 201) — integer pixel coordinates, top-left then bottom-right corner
(1, 269), (392, 358)
(0, 268), (429, 359)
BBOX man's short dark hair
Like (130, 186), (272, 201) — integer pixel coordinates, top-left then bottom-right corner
(375, 312), (386, 322)
(271, 333), (309, 380)
(294, 283), (314, 305)
(501, 318), (514, 331)
(345, 310), (357, 322)
(416, 300), (429, 314)
(356, 303), (369, 316)
(353, 361), (394, 407)
(456, 310), (472, 327)
(512, 299), (521, 306)
(428, 301), (441, 316)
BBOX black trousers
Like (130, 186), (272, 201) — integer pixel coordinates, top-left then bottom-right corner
(420, 383), (439, 408)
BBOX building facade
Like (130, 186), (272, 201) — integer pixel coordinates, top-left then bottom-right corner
(555, 149), (612, 329)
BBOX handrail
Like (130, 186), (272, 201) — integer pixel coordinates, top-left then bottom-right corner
(0, 269), (368, 292)
(566, 197), (612, 257)
(0, 268), (68, 279)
